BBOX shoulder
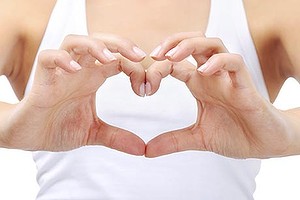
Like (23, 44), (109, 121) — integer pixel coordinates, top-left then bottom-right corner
(2, 0), (56, 37)
(243, 0), (300, 100)
(270, 0), (300, 80)
(0, 0), (56, 67)
(244, 0), (300, 80)
(0, 0), (56, 98)
(0, 0), (55, 30)
(258, 0), (300, 37)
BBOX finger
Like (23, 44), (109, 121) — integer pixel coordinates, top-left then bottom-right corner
(92, 33), (147, 62)
(61, 34), (117, 64)
(89, 54), (146, 97)
(165, 37), (228, 65)
(118, 56), (146, 97)
(145, 60), (173, 95)
(146, 60), (197, 95)
(145, 126), (205, 157)
(38, 49), (82, 73)
(198, 53), (254, 88)
(61, 34), (146, 65)
(87, 121), (146, 156)
(150, 32), (203, 60)
(170, 60), (198, 82)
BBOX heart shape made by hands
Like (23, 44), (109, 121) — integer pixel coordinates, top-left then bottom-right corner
(17, 33), (271, 159)
(96, 58), (198, 145)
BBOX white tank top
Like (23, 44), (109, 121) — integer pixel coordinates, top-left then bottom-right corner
(25, 0), (269, 199)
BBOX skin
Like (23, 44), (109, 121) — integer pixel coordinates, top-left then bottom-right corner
(0, 0), (299, 158)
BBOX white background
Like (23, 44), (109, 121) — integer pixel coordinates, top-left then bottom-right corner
(0, 76), (299, 200)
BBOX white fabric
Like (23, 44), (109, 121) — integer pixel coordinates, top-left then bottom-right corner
(205, 0), (269, 99)
(25, 0), (269, 199)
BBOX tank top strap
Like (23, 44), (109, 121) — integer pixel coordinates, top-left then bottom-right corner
(206, 0), (269, 99)
(25, 0), (88, 95)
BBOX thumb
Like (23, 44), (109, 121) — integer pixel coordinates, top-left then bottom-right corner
(87, 120), (146, 156)
(145, 126), (206, 157)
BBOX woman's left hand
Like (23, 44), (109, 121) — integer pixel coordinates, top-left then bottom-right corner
(145, 32), (291, 159)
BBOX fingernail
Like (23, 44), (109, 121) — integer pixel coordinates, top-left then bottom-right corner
(145, 82), (152, 96)
(95, 60), (101, 65)
(150, 45), (162, 57)
(103, 48), (117, 61)
(198, 62), (209, 72)
(70, 60), (82, 71)
(139, 83), (146, 97)
(165, 46), (179, 58)
(133, 46), (147, 58)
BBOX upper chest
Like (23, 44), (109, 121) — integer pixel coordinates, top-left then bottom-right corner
(21, 0), (284, 99)
(86, 0), (210, 55)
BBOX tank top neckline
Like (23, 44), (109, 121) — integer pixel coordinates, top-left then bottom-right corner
(25, 0), (269, 100)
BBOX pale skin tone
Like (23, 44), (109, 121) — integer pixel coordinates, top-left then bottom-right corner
(0, 0), (299, 158)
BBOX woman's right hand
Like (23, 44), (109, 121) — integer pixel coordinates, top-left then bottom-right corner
(146, 32), (292, 159)
(1, 34), (147, 155)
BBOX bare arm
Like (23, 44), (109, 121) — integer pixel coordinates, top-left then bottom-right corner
(0, 0), (23, 145)
(281, 108), (300, 156)
(274, 0), (300, 156)
(0, 1), (23, 79)
(0, 32), (148, 154)
(0, 1), (148, 155)
(145, 30), (300, 159)
(0, 0), (56, 148)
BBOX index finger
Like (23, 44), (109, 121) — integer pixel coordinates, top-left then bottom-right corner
(61, 34), (146, 65)
(146, 59), (197, 95)
(165, 37), (228, 64)
(93, 33), (147, 62)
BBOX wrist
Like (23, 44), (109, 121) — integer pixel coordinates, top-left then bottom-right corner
(279, 108), (300, 157)
(0, 102), (18, 148)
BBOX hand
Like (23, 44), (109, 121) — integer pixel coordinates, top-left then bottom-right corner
(5, 34), (147, 155)
(145, 32), (290, 159)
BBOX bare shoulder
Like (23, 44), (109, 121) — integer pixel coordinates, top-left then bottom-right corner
(0, 0), (55, 99)
(243, 0), (300, 100)
(273, 0), (300, 80)
(246, 0), (300, 80)
(0, 0), (55, 45)
(0, 0), (56, 68)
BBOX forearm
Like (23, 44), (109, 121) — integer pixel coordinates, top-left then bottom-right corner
(0, 101), (17, 148)
(281, 108), (300, 156)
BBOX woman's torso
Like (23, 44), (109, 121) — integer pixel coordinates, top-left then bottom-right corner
(22, 0), (269, 199)
(3, 0), (286, 199)
(6, 0), (290, 101)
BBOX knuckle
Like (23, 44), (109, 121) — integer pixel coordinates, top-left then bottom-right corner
(64, 34), (78, 41)
(61, 34), (78, 46)
(208, 53), (227, 66)
(56, 50), (69, 60)
(231, 53), (244, 62)
(38, 50), (55, 66)
(179, 39), (194, 52)
(38, 50), (50, 61)
(161, 36), (175, 47)
(210, 37), (223, 45)
(91, 37), (105, 48)
(95, 33), (134, 48)
(196, 31), (205, 37)
(87, 40), (101, 54)
(210, 37), (226, 50)
(209, 53), (222, 61)
(54, 50), (70, 66)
